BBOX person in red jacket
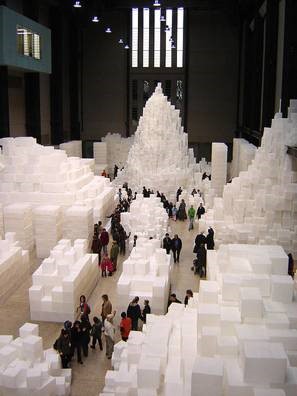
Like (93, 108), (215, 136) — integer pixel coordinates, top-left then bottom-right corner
(100, 254), (113, 277)
(120, 312), (132, 341)
(100, 228), (109, 254)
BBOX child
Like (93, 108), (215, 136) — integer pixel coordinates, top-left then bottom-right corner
(90, 316), (103, 350)
(172, 205), (177, 221)
(100, 254), (113, 277)
(120, 312), (132, 341)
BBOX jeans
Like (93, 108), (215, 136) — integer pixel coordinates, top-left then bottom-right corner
(92, 335), (103, 350)
(173, 249), (180, 263)
(188, 217), (194, 230)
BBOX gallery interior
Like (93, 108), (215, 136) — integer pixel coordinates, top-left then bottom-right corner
(0, 0), (297, 395)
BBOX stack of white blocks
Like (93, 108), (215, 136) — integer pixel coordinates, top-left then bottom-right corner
(63, 205), (93, 243)
(0, 232), (29, 300)
(3, 203), (34, 251)
(101, 133), (134, 175)
(0, 203), (4, 238)
(101, 243), (297, 396)
(59, 140), (82, 158)
(230, 138), (257, 179)
(117, 236), (171, 315)
(211, 143), (228, 197)
(201, 103), (297, 257)
(121, 195), (168, 240)
(93, 142), (108, 175)
(29, 239), (99, 322)
(0, 322), (71, 396)
(33, 205), (63, 258)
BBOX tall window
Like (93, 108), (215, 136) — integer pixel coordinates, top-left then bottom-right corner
(154, 9), (161, 67)
(17, 26), (41, 60)
(177, 8), (184, 67)
(132, 8), (138, 68)
(143, 8), (150, 67)
(131, 7), (184, 68)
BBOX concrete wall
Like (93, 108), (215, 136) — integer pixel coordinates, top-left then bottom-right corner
(187, 9), (239, 143)
(81, 9), (128, 140)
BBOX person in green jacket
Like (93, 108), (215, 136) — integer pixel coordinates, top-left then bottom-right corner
(188, 205), (196, 231)
(110, 240), (120, 271)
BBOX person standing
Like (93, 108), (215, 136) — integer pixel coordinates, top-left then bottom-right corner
(162, 233), (172, 255)
(197, 203), (206, 219)
(127, 296), (141, 331)
(90, 316), (103, 350)
(176, 187), (182, 202)
(141, 300), (151, 324)
(188, 205), (196, 231)
(120, 312), (132, 341)
(110, 240), (120, 271)
(56, 329), (72, 368)
(77, 295), (91, 319)
(80, 314), (91, 358)
(172, 205), (177, 221)
(101, 294), (112, 323)
(168, 293), (182, 307)
(184, 289), (193, 306)
(114, 164), (119, 179)
(206, 227), (215, 250)
(100, 228), (109, 255)
(171, 234), (182, 263)
(100, 254), (113, 277)
(91, 233), (102, 264)
(71, 321), (83, 364)
(178, 199), (187, 221)
(104, 313), (116, 359)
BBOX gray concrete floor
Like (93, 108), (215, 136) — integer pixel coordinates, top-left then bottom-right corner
(0, 218), (201, 395)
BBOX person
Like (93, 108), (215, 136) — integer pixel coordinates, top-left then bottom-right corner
(143, 186), (148, 197)
(206, 227), (215, 250)
(118, 188), (122, 202)
(81, 314), (91, 358)
(101, 169), (107, 177)
(196, 243), (207, 277)
(114, 164), (118, 179)
(184, 289), (193, 306)
(194, 232), (206, 250)
(176, 187), (182, 202)
(119, 228), (130, 255)
(288, 253), (294, 278)
(98, 221), (103, 235)
(56, 329), (72, 368)
(77, 295), (91, 318)
(162, 233), (172, 255)
(127, 296), (141, 331)
(120, 312), (132, 341)
(168, 293), (182, 307)
(90, 316), (103, 350)
(101, 294), (112, 323)
(197, 203), (205, 219)
(91, 233), (102, 264)
(101, 254), (113, 277)
(171, 234), (182, 263)
(172, 205), (177, 221)
(104, 312), (116, 359)
(133, 235), (138, 248)
(71, 321), (83, 364)
(168, 202), (173, 218)
(110, 240), (120, 271)
(178, 199), (187, 221)
(202, 172), (207, 180)
(188, 205), (196, 231)
(100, 228), (109, 254)
(191, 188), (197, 196)
(141, 300), (151, 324)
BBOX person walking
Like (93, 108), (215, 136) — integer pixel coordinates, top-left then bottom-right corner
(206, 227), (215, 250)
(171, 234), (182, 263)
(162, 233), (172, 255)
(101, 294), (112, 323)
(71, 321), (83, 364)
(141, 300), (151, 324)
(56, 329), (72, 368)
(100, 228), (109, 255)
(104, 313), (116, 359)
(197, 203), (205, 219)
(80, 314), (91, 358)
(110, 240), (120, 271)
(120, 312), (132, 341)
(127, 296), (141, 331)
(178, 199), (187, 221)
(188, 205), (196, 231)
(90, 316), (103, 350)
(100, 254), (113, 277)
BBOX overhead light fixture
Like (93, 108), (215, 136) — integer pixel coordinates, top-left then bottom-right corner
(118, 38), (124, 44)
(153, 0), (161, 6)
(73, 1), (81, 8)
(92, 16), (99, 23)
(105, 27), (112, 33)
(160, 15), (166, 22)
(124, 44), (129, 49)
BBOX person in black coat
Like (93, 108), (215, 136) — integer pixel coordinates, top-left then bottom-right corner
(127, 296), (141, 331)
(80, 314), (91, 357)
(168, 293), (182, 308)
(197, 203), (205, 219)
(176, 187), (182, 202)
(90, 316), (103, 350)
(171, 234), (182, 263)
(56, 329), (72, 368)
(195, 232), (206, 249)
(206, 227), (215, 250)
(162, 233), (172, 254)
(184, 289), (193, 306)
(196, 244), (207, 277)
(141, 300), (151, 324)
(71, 321), (83, 364)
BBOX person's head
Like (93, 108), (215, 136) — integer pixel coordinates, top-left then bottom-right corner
(102, 228), (106, 232)
(165, 233), (169, 237)
(134, 235), (138, 240)
(121, 312), (127, 319)
(199, 203), (203, 207)
(93, 316), (99, 324)
(80, 295), (86, 303)
(170, 293), (176, 301)
(190, 205), (193, 208)
(144, 300), (149, 306)
(119, 188), (121, 191)
(181, 199), (185, 203)
(133, 296), (139, 304)
(186, 289), (193, 298)
(174, 234), (178, 239)
(102, 294), (108, 302)
(64, 320), (72, 330)
(74, 320), (81, 328)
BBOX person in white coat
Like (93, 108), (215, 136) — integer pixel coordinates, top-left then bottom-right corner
(104, 312), (116, 359)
